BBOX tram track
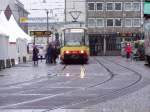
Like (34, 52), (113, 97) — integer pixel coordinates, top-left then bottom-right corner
(0, 65), (86, 109)
(88, 58), (114, 88)
(0, 58), (147, 109)
(47, 57), (144, 109)
(95, 57), (142, 88)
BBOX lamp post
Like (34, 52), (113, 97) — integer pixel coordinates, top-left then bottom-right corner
(103, 0), (106, 56)
(122, 13), (126, 42)
(46, 10), (49, 45)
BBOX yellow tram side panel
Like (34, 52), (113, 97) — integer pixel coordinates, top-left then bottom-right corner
(60, 46), (90, 59)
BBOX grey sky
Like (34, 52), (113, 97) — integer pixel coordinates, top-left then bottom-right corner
(20, 0), (65, 21)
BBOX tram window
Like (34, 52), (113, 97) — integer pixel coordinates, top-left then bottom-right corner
(66, 41), (81, 46)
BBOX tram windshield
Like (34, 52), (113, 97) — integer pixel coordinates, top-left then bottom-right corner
(64, 28), (85, 46)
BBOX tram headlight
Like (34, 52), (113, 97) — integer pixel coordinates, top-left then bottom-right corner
(80, 50), (84, 54)
(65, 50), (70, 54)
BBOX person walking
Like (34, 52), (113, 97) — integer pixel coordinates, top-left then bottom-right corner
(46, 44), (52, 64)
(33, 46), (39, 65)
(51, 45), (58, 64)
(39, 49), (43, 62)
(125, 43), (132, 61)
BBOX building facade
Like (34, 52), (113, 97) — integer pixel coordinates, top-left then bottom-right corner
(86, 0), (144, 55)
(87, 0), (143, 34)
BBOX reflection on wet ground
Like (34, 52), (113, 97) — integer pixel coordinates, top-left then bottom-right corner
(0, 57), (150, 112)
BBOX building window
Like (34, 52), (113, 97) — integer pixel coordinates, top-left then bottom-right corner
(107, 3), (114, 11)
(133, 2), (140, 11)
(125, 18), (132, 27)
(96, 18), (104, 27)
(115, 3), (122, 11)
(124, 2), (132, 11)
(96, 2), (103, 11)
(115, 18), (122, 26)
(133, 18), (141, 27)
(88, 3), (95, 11)
(88, 18), (95, 27)
(107, 19), (113, 26)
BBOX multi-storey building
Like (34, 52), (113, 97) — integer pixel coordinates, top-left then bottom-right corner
(86, 0), (144, 55)
(87, 0), (143, 33)
(65, 0), (144, 55)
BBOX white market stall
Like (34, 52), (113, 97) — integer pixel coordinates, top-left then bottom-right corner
(0, 13), (11, 68)
(8, 15), (31, 63)
(0, 11), (31, 64)
(0, 12), (19, 65)
(0, 28), (9, 69)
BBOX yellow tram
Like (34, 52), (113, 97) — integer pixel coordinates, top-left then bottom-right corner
(60, 27), (89, 64)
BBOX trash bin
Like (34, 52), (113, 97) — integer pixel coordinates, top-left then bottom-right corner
(0, 60), (5, 69)
(0, 60), (2, 70)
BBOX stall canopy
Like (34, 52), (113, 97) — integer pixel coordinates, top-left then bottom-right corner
(0, 11), (31, 42)
(0, 20), (9, 60)
(0, 15), (8, 37)
(8, 15), (32, 42)
(0, 11), (19, 42)
(0, 25), (8, 37)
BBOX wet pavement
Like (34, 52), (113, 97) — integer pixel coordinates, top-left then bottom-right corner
(0, 57), (150, 112)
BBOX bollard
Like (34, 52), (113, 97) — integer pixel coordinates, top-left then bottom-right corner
(6, 59), (11, 68)
(18, 57), (21, 63)
(0, 60), (5, 70)
(1, 60), (5, 69)
(11, 59), (15, 66)
(23, 56), (26, 63)
(0, 60), (2, 71)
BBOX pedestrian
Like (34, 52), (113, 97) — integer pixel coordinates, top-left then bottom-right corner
(125, 43), (132, 61)
(46, 44), (52, 64)
(51, 45), (58, 64)
(39, 49), (43, 62)
(32, 46), (39, 65)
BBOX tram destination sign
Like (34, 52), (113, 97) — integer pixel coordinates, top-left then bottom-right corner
(30, 31), (52, 37)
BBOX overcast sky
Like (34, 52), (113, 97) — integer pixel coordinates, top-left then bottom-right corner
(20, 0), (65, 21)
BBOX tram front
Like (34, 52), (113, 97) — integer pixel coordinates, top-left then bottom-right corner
(60, 28), (89, 64)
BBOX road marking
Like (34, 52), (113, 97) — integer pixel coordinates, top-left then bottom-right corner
(80, 66), (86, 79)
(0, 85), (85, 109)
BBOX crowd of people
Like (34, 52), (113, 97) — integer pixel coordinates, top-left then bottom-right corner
(32, 43), (59, 65)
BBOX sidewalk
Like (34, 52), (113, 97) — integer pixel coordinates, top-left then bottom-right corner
(0, 61), (64, 87)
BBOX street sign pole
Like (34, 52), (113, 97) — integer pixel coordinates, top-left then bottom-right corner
(46, 10), (49, 45)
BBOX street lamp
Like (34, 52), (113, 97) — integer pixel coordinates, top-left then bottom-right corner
(46, 10), (49, 45)
(122, 13), (126, 42)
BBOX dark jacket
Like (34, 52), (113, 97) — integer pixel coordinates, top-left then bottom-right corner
(33, 47), (39, 61)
